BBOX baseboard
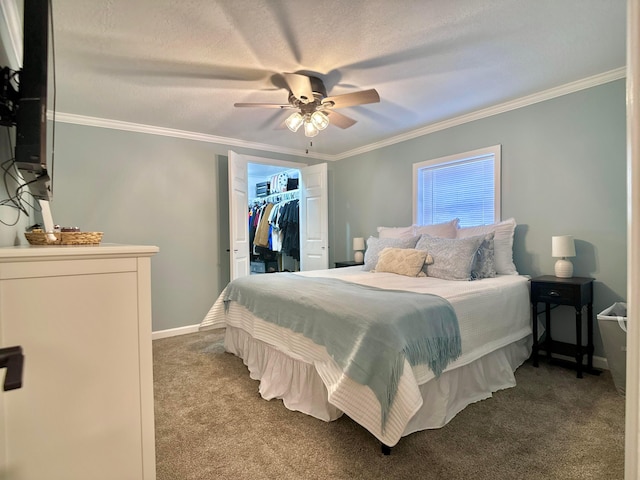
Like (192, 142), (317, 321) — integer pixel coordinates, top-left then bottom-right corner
(538, 350), (609, 371)
(152, 324), (201, 340)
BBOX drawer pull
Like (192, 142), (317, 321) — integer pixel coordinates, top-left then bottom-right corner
(548, 290), (560, 296)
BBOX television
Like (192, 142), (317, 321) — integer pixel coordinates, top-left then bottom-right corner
(14, 0), (51, 201)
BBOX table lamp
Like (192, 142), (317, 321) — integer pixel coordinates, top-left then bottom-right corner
(552, 235), (576, 278)
(353, 237), (365, 263)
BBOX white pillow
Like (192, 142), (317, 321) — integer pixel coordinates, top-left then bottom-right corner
(377, 225), (415, 239)
(413, 218), (459, 239)
(456, 218), (518, 275)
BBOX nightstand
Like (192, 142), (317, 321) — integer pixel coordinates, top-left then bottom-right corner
(334, 260), (364, 268)
(530, 275), (597, 378)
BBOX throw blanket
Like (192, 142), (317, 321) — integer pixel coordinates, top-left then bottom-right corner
(223, 273), (461, 429)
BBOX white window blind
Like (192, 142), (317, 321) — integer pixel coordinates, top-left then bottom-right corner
(414, 146), (501, 228)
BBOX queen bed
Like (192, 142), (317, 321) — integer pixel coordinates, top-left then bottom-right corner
(200, 218), (532, 451)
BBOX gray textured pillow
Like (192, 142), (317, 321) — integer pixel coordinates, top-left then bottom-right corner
(471, 232), (497, 280)
(415, 234), (486, 280)
(362, 235), (420, 271)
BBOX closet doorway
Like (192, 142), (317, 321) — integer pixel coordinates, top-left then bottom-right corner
(228, 150), (328, 280)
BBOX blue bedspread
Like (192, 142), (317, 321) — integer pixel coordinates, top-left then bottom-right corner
(223, 272), (461, 428)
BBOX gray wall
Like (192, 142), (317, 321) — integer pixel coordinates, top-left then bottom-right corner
(329, 79), (627, 355)
(36, 123), (311, 332)
(0, 129), (33, 245)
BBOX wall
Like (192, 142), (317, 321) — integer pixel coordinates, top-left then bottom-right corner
(37, 123), (311, 332)
(0, 128), (33, 245)
(329, 79), (627, 356)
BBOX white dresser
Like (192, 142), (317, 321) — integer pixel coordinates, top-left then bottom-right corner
(0, 244), (158, 480)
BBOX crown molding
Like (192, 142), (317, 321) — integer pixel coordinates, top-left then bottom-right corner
(49, 112), (334, 161)
(332, 67), (627, 160)
(0, 0), (22, 69)
(50, 67), (625, 163)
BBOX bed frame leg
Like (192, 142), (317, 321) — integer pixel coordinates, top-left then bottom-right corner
(381, 443), (392, 455)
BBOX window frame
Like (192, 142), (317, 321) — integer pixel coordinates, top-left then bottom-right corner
(412, 145), (502, 227)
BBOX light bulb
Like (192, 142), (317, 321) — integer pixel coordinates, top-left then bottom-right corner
(310, 110), (329, 130)
(304, 119), (319, 137)
(285, 112), (304, 132)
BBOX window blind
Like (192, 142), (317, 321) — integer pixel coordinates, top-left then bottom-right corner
(417, 154), (495, 228)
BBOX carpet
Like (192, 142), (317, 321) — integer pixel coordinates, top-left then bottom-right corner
(153, 330), (624, 480)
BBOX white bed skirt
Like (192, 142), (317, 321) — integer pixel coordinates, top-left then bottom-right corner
(224, 325), (532, 443)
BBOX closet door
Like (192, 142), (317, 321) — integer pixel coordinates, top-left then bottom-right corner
(300, 163), (328, 271)
(228, 151), (250, 280)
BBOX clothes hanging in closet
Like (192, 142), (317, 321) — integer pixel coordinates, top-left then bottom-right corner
(249, 197), (299, 261)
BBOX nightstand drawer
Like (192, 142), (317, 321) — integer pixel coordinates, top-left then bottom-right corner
(532, 283), (576, 304)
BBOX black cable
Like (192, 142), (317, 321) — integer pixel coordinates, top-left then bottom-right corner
(0, 140), (28, 214)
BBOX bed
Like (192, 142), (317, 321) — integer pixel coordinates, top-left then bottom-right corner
(200, 218), (532, 451)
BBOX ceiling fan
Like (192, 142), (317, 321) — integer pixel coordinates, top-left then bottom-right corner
(234, 73), (380, 137)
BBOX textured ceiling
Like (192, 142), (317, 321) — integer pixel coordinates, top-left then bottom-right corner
(10, 0), (628, 158)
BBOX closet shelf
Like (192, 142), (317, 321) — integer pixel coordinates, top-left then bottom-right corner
(251, 188), (299, 205)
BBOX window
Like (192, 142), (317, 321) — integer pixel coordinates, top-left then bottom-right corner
(413, 145), (501, 228)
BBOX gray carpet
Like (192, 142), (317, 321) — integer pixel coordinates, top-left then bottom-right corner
(153, 330), (625, 480)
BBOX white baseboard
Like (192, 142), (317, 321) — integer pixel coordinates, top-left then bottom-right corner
(152, 324), (201, 340)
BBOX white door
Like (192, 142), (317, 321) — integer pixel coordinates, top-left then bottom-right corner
(229, 151), (329, 277)
(300, 163), (329, 271)
(228, 151), (250, 280)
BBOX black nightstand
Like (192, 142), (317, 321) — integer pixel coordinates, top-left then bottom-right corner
(530, 275), (597, 378)
(334, 260), (364, 268)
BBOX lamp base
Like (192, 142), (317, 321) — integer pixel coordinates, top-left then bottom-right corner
(354, 251), (364, 263)
(554, 258), (574, 278)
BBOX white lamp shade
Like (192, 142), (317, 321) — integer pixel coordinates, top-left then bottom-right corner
(552, 235), (576, 258)
(552, 235), (575, 278)
(353, 237), (365, 263)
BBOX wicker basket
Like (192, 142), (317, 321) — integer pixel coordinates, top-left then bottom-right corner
(25, 231), (103, 246)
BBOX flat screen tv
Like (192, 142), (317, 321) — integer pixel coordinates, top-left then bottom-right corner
(14, 0), (51, 201)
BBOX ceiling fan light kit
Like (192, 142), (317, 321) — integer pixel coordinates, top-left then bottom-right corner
(234, 73), (380, 138)
(303, 118), (319, 137)
(310, 111), (329, 130)
(285, 112), (304, 132)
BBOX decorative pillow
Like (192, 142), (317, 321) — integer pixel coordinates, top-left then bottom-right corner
(415, 234), (486, 281)
(377, 225), (415, 239)
(413, 218), (459, 239)
(471, 232), (497, 280)
(456, 218), (518, 275)
(374, 247), (431, 277)
(362, 235), (420, 271)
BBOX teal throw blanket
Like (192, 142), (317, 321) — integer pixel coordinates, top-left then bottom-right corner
(223, 273), (461, 429)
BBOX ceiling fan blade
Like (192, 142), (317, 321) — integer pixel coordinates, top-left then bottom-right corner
(234, 103), (292, 109)
(327, 111), (357, 129)
(283, 73), (314, 104)
(323, 89), (380, 109)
